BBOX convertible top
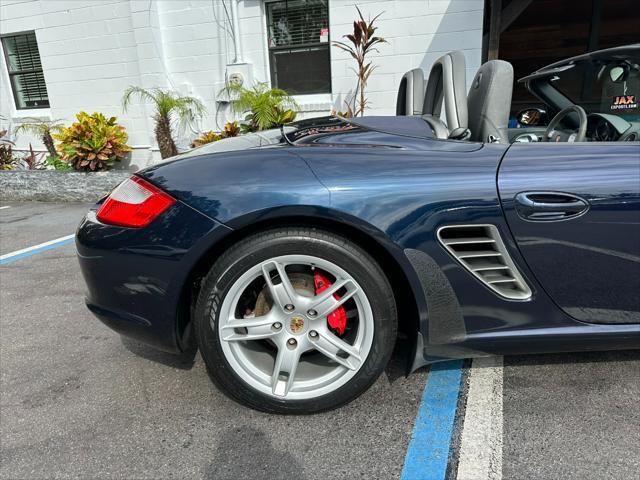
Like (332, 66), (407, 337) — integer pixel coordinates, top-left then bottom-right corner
(341, 115), (434, 139)
(288, 115), (434, 143)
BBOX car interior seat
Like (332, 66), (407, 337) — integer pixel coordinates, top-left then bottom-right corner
(467, 60), (514, 143)
(422, 50), (469, 139)
(396, 51), (469, 140)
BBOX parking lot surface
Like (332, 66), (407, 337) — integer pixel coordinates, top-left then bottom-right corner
(1, 203), (639, 480)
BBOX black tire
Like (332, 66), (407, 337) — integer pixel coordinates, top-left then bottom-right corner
(194, 227), (397, 414)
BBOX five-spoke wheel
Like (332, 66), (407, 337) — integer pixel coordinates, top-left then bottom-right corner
(195, 228), (397, 414)
(218, 255), (374, 399)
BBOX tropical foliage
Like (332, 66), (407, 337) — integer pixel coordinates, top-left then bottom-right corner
(53, 112), (131, 171)
(46, 155), (72, 171)
(122, 86), (206, 159)
(191, 121), (240, 148)
(332, 6), (386, 116)
(21, 144), (46, 170)
(14, 118), (64, 158)
(222, 82), (297, 132)
(0, 128), (16, 170)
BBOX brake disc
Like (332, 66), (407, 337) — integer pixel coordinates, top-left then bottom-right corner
(253, 272), (315, 317)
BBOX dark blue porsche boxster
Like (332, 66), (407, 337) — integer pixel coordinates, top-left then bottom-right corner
(77, 45), (640, 413)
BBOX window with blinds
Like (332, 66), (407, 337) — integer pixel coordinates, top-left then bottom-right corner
(1, 32), (50, 110)
(266, 0), (331, 95)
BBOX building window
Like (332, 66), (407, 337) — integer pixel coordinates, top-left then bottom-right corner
(266, 0), (331, 95)
(1, 32), (50, 110)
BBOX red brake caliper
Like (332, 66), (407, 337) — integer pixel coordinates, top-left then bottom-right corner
(313, 270), (347, 336)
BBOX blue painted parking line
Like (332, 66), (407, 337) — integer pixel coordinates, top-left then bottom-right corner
(401, 360), (464, 480)
(0, 234), (75, 265)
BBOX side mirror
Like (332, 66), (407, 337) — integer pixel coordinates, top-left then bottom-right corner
(516, 108), (548, 127)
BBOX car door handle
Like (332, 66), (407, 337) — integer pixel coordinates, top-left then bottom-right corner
(515, 191), (589, 221)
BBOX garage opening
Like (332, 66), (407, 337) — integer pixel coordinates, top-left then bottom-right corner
(483, 0), (640, 116)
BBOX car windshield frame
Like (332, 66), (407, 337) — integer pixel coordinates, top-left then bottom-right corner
(519, 45), (640, 121)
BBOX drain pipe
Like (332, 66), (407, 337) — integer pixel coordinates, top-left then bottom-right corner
(229, 0), (244, 63)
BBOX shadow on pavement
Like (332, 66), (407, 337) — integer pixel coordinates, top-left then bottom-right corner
(120, 336), (197, 370)
(506, 348), (640, 366)
(203, 426), (306, 480)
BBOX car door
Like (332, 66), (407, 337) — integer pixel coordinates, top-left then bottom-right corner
(498, 142), (640, 324)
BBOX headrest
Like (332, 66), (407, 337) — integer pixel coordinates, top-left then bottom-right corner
(467, 60), (514, 143)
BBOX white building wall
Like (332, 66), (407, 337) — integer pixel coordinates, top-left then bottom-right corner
(329, 0), (484, 114)
(0, 0), (484, 168)
(1, 0), (154, 168)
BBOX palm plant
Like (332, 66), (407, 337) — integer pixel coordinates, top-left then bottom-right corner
(333, 6), (386, 116)
(14, 118), (64, 158)
(122, 87), (206, 159)
(222, 82), (298, 132)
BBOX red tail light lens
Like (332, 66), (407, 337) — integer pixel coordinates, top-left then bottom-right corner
(96, 176), (176, 228)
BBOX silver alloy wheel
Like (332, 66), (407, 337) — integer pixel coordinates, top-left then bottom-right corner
(217, 254), (375, 400)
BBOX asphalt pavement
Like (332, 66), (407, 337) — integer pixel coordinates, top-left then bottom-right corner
(1, 202), (639, 480)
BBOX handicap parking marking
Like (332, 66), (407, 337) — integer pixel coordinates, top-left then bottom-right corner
(456, 356), (503, 480)
(401, 359), (464, 480)
(0, 234), (75, 265)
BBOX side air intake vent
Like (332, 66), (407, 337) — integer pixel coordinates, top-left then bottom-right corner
(437, 224), (532, 300)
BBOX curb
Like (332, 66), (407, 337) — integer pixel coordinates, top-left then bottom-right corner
(0, 171), (131, 202)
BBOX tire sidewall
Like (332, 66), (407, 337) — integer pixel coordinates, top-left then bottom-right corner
(195, 228), (397, 414)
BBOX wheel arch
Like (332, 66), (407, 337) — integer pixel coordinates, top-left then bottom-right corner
(176, 207), (425, 370)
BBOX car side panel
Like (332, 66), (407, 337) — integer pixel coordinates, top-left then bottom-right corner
(498, 142), (640, 324)
(130, 138), (640, 361)
(297, 142), (640, 360)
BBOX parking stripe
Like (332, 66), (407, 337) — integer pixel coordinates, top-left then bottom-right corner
(0, 206), (10, 210)
(0, 234), (75, 265)
(401, 360), (464, 480)
(456, 356), (503, 480)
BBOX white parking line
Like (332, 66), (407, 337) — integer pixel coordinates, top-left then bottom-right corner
(0, 206), (10, 210)
(456, 356), (503, 480)
(0, 234), (75, 265)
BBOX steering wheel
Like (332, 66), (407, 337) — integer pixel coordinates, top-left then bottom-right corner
(542, 105), (588, 142)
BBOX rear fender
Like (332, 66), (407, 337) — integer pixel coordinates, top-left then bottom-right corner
(179, 205), (429, 371)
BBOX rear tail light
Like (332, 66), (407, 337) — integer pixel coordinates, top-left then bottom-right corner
(96, 176), (176, 228)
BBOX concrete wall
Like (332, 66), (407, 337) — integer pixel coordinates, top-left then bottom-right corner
(0, 0), (484, 168)
(0, 170), (131, 202)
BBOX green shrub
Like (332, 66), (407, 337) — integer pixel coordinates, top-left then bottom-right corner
(53, 112), (131, 171)
(190, 121), (240, 148)
(46, 155), (72, 171)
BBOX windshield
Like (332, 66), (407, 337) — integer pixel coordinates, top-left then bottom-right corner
(549, 56), (640, 121)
